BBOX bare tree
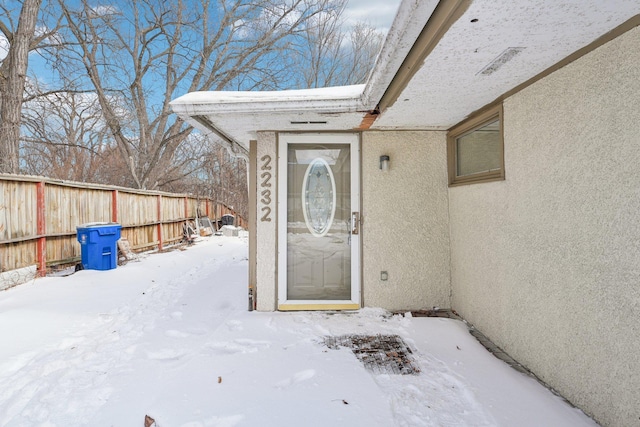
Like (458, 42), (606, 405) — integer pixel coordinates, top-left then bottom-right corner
(20, 84), (113, 182)
(203, 145), (248, 219)
(0, 0), (43, 173)
(0, 0), (68, 173)
(153, 131), (211, 193)
(342, 22), (385, 85)
(293, 12), (384, 88)
(295, 2), (347, 88)
(4, 0), (381, 215)
(51, 0), (341, 191)
(162, 140), (248, 218)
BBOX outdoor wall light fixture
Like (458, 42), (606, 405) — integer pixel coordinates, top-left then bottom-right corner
(380, 155), (390, 172)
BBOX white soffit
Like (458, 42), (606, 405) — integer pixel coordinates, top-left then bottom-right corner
(372, 0), (640, 130)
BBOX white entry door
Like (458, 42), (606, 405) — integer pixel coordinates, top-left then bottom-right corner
(278, 133), (360, 310)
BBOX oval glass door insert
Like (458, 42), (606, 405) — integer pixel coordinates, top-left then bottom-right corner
(302, 158), (336, 237)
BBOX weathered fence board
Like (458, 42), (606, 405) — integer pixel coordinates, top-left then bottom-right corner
(46, 236), (79, 265)
(1, 241), (37, 274)
(118, 192), (158, 226)
(162, 196), (185, 222)
(46, 185), (112, 234)
(0, 180), (37, 241)
(121, 225), (158, 251)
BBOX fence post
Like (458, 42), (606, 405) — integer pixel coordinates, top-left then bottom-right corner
(184, 196), (188, 220)
(36, 181), (46, 277)
(112, 190), (118, 222)
(157, 195), (163, 251)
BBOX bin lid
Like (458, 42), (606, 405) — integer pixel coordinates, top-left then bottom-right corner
(77, 222), (121, 229)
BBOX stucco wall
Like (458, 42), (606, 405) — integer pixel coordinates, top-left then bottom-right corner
(362, 131), (451, 311)
(449, 26), (640, 427)
(255, 132), (277, 311)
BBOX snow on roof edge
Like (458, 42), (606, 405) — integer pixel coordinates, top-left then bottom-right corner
(171, 84), (365, 110)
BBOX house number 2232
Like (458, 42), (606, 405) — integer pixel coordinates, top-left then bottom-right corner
(260, 155), (272, 222)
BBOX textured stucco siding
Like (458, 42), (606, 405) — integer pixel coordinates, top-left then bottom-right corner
(362, 131), (451, 311)
(449, 26), (640, 427)
(255, 132), (277, 311)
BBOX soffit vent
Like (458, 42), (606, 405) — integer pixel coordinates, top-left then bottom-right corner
(478, 47), (526, 76)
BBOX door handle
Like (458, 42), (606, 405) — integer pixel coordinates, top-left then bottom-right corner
(351, 212), (360, 235)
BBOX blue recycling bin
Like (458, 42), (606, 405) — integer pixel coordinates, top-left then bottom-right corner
(76, 223), (121, 270)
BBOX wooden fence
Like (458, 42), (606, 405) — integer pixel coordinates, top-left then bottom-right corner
(0, 174), (246, 287)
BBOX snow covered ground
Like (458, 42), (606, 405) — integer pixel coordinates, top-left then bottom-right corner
(0, 235), (597, 427)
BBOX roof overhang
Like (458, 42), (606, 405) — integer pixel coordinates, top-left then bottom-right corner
(170, 0), (640, 152)
(170, 85), (369, 154)
(370, 0), (640, 130)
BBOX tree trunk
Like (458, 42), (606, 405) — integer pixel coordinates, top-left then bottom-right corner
(0, 0), (43, 173)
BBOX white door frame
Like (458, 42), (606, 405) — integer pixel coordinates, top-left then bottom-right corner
(277, 133), (360, 310)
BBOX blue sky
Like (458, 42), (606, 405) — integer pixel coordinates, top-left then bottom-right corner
(1, 0), (403, 62)
(0, 0), (404, 95)
(344, 0), (402, 32)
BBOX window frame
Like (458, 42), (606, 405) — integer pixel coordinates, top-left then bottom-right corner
(447, 104), (505, 186)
